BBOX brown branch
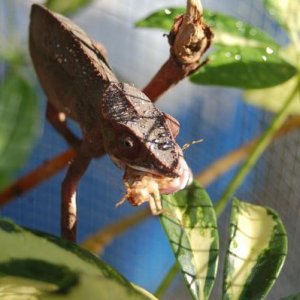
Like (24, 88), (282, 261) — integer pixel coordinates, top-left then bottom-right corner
(0, 149), (76, 205)
(81, 208), (150, 254)
(143, 0), (212, 101)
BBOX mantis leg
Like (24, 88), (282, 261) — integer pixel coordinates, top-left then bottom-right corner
(61, 151), (91, 242)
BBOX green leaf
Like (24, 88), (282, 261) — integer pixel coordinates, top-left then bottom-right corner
(0, 272), (157, 300)
(244, 75), (300, 114)
(161, 181), (219, 300)
(0, 219), (157, 300)
(243, 45), (300, 113)
(0, 259), (79, 293)
(204, 10), (279, 48)
(135, 8), (279, 48)
(263, 0), (300, 33)
(223, 199), (287, 300)
(189, 46), (297, 89)
(135, 8), (184, 31)
(45, 0), (92, 16)
(0, 72), (39, 189)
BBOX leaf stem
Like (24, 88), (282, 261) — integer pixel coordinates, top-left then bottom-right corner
(154, 262), (180, 298)
(215, 80), (300, 217)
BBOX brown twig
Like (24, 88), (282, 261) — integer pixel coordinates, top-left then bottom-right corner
(143, 0), (212, 101)
(81, 208), (150, 254)
(0, 149), (76, 205)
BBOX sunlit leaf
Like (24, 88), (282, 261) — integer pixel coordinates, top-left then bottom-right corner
(0, 72), (39, 189)
(45, 0), (92, 16)
(223, 199), (287, 300)
(135, 8), (279, 48)
(244, 75), (300, 114)
(204, 10), (278, 48)
(263, 0), (300, 33)
(135, 8), (184, 32)
(161, 181), (219, 300)
(244, 45), (300, 113)
(189, 46), (297, 89)
(0, 219), (157, 300)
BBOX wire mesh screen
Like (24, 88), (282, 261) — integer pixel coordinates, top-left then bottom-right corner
(0, 0), (299, 299)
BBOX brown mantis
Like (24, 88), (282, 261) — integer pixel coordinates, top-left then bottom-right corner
(29, 4), (194, 242)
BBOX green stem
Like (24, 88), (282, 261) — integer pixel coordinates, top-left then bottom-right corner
(154, 262), (180, 298)
(215, 81), (300, 217)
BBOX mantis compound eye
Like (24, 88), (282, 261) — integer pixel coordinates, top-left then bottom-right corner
(117, 133), (141, 159)
(120, 136), (135, 149)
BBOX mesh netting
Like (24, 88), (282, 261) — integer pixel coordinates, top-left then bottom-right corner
(0, 0), (299, 299)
